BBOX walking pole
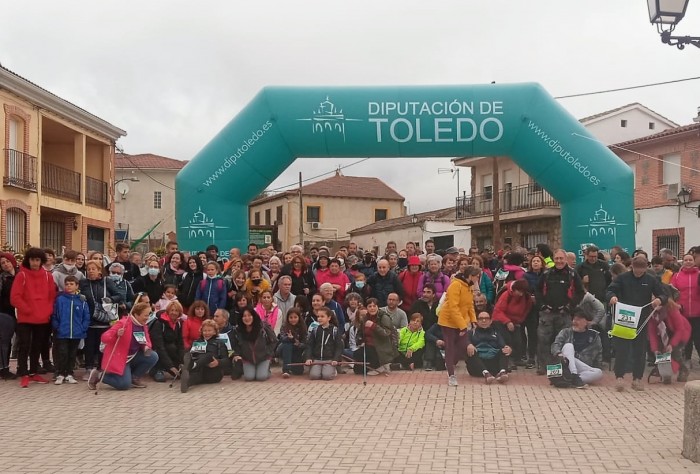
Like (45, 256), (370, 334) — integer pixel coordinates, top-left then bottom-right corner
(95, 334), (121, 396)
(168, 366), (182, 388)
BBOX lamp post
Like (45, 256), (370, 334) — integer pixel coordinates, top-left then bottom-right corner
(677, 186), (700, 217)
(648, 0), (700, 49)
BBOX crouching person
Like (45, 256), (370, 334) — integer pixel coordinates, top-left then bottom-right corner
(305, 307), (343, 380)
(148, 301), (184, 383)
(551, 308), (603, 388)
(180, 319), (230, 393)
(393, 313), (426, 370)
(466, 311), (511, 384)
(423, 323), (446, 371)
(231, 307), (277, 381)
(648, 300), (691, 383)
(90, 302), (159, 390)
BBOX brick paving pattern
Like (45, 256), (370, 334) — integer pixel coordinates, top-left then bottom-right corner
(0, 365), (698, 473)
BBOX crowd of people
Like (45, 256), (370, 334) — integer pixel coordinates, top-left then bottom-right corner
(0, 238), (696, 392)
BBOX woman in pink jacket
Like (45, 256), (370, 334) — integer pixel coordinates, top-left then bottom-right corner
(88, 302), (159, 390)
(648, 300), (691, 382)
(670, 253), (700, 364)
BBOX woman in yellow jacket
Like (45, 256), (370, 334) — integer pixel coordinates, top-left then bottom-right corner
(438, 267), (478, 386)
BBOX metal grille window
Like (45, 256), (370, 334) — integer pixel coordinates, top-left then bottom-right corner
(265, 209), (271, 225)
(153, 191), (162, 209)
(306, 206), (320, 223)
(657, 235), (680, 259)
(40, 220), (65, 253)
(374, 209), (388, 222)
(522, 233), (549, 250)
(276, 205), (283, 224)
(87, 226), (105, 252)
(6, 208), (26, 253)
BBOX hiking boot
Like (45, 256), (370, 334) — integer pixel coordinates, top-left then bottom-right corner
(131, 377), (147, 388)
(65, 375), (78, 384)
(87, 368), (100, 390)
(20, 375), (29, 388)
(448, 375), (458, 387)
(496, 370), (509, 384)
(615, 378), (625, 392)
(29, 374), (49, 384)
(525, 359), (535, 369)
(153, 370), (166, 383)
(678, 363), (690, 383)
(54, 375), (65, 385)
(423, 363), (434, 372)
(180, 365), (190, 393)
(0, 368), (16, 380)
(631, 379), (645, 391)
(570, 374), (587, 389)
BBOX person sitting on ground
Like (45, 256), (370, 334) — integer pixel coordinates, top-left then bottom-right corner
(180, 319), (230, 393)
(231, 306), (277, 381)
(466, 311), (512, 384)
(393, 313), (426, 370)
(212, 308), (236, 377)
(278, 307), (307, 377)
(148, 300), (184, 383)
(304, 307), (343, 380)
(347, 307), (365, 374)
(648, 299), (691, 383)
(182, 300), (210, 351)
(345, 292), (362, 330)
(423, 323), (446, 371)
(354, 298), (396, 376)
(90, 302), (159, 390)
(551, 308), (603, 388)
(492, 279), (533, 369)
(381, 292), (407, 330)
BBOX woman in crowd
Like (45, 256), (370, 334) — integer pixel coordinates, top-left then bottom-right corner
(132, 259), (165, 306)
(267, 256), (282, 291)
(0, 253), (17, 379)
(254, 289), (281, 335)
(162, 251), (186, 287)
(107, 262), (135, 317)
(179, 256), (204, 315)
(522, 255), (544, 368)
(230, 292), (249, 327)
(75, 252), (87, 275)
(182, 300), (210, 351)
(492, 279), (533, 367)
(671, 252), (700, 364)
(357, 297), (396, 376)
(417, 255), (450, 301)
(149, 300), (185, 383)
(231, 306), (277, 381)
(399, 256), (422, 312)
(614, 251), (632, 269)
(470, 255), (495, 304)
(284, 255), (316, 297)
(315, 258), (350, 305)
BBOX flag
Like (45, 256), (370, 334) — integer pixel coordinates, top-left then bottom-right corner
(129, 220), (162, 250)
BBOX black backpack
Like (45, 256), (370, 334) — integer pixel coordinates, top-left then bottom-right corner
(493, 267), (517, 298)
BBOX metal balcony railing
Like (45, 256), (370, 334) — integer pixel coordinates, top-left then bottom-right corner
(86, 176), (108, 209)
(42, 162), (81, 202)
(3, 149), (37, 191)
(456, 183), (559, 219)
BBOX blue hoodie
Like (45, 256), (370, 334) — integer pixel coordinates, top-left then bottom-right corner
(51, 291), (91, 339)
(195, 276), (227, 315)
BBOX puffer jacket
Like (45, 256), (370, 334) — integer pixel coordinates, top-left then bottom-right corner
(101, 315), (154, 376)
(230, 319), (277, 364)
(438, 277), (475, 329)
(577, 292), (606, 328)
(51, 292), (91, 339)
(670, 266), (700, 318)
(492, 280), (533, 325)
(417, 271), (451, 300)
(10, 266), (57, 325)
(79, 277), (124, 328)
(551, 327), (602, 368)
(149, 312), (184, 370)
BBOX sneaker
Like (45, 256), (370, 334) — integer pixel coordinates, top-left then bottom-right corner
(525, 359), (535, 369)
(282, 372), (290, 379)
(54, 375), (65, 385)
(65, 375), (78, 384)
(153, 370), (166, 383)
(0, 368), (17, 380)
(631, 379), (645, 391)
(448, 375), (458, 387)
(180, 365), (190, 393)
(87, 368), (100, 390)
(29, 374), (49, 384)
(366, 370), (380, 376)
(483, 371), (495, 385)
(20, 375), (29, 388)
(423, 363), (434, 372)
(496, 370), (509, 384)
(570, 374), (587, 389)
(615, 378), (625, 392)
(131, 377), (147, 388)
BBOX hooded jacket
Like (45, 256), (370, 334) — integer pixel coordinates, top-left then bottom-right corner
(577, 292), (606, 327)
(417, 270), (451, 300)
(53, 263), (85, 292)
(670, 265), (700, 318)
(492, 280), (534, 325)
(10, 266), (57, 325)
(100, 315), (154, 376)
(399, 269), (421, 311)
(51, 291), (91, 339)
(648, 305), (691, 373)
(230, 313), (277, 364)
(149, 311), (184, 370)
(304, 324), (343, 361)
(196, 276), (228, 315)
(438, 277), (475, 329)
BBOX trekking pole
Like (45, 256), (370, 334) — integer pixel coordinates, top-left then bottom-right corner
(95, 333), (121, 396)
(287, 361), (363, 366)
(168, 366), (182, 388)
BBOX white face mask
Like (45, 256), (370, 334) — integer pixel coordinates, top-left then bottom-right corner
(63, 264), (75, 271)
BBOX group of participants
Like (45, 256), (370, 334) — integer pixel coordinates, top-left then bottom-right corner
(0, 238), (697, 392)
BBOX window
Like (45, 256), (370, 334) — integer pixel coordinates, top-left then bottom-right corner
(662, 153), (681, 185)
(657, 235), (680, 260)
(8, 118), (19, 150)
(254, 212), (260, 225)
(522, 232), (549, 249)
(620, 119), (627, 128)
(40, 220), (65, 252)
(649, 122), (655, 130)
(276, 205), (283, 224)
(374, 209), (388, 222)
(87, 226), (105, 252)
(433, 235), (454, 251)
(264, 209), (271, 225)
(483, 186), (493, 200)
(482, 173), (493, 200)
(6, 208), (26, 253)
(306, 206), (320, 223)
(153, 191), (162, 209)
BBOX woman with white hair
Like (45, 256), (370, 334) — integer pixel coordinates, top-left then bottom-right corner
(268, 255), (282, 291)
(417, 254), (450, 301)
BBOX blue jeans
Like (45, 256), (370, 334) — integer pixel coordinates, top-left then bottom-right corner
(103, 351), (159, 390)
(277, 342), (304, 375)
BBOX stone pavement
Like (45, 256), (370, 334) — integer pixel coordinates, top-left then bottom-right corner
(0, 365), (698, 474)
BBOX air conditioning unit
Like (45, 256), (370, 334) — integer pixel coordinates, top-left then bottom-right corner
(667, 183), (679, 201)
(310, 222), (321, 230)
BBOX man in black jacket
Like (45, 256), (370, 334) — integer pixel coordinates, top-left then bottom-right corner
(576, 245), (611, 304)
(410, 284), (438, 332)
(607, 255), (667, 392)
(367, 259), (403, 307)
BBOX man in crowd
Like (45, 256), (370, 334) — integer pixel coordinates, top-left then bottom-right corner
(576, 245), (611, 304)
(367, 258), (403, 307)
(410, 284), (438, 331)
(274, 276), (296, 321)
(381, 292), (407, 330)
(424, 240), (435, 255)
(551, 308), (604, 388)
(108, 243), (141, 282)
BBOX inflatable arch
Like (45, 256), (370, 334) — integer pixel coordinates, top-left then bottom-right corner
(176, 84), (634, 258)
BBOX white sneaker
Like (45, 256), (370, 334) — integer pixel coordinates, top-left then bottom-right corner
(65, 375), (78, 384)
(448, 375), (458, 387)
(54, 375), (65, 385)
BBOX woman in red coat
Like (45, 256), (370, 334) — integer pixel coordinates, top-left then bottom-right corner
(399, 256), (422, 312)
(10, 248), (57, 388)
(648, 300), (691, 382)
(492, 279), (533, 366)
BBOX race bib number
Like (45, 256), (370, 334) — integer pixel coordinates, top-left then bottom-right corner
(218, 334), (232, 353)
(547, 363), (563, 378)
(614, 303), (642, 329)
(308, 321), (319, 334)
(132, 331), (147, 344)
(655, 352), (671, 364)
(191, 341), (207, 353)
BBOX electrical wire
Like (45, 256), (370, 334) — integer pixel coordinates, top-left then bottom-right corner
(264, 158), (371, 193)
(554, 76), (700, 99)
(117, 149), (176, 190)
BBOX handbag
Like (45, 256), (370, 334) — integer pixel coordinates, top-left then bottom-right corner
(90, 280), (118, 324)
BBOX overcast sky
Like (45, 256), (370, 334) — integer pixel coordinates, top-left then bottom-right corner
(2, 1), (698, 213)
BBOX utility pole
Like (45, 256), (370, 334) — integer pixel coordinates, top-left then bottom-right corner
(492, 157), (501, 251)
(298, 172), (304, 248)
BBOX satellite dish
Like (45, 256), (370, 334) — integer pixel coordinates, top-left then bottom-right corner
(115, 181), (130, 197)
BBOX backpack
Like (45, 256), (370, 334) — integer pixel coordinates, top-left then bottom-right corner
(547, 356), (575, 388)
(493, 267), (516, 297)
(541, 267), (577, 301)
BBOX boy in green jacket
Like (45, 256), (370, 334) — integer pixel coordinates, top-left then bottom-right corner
(393, 313), (426, 370)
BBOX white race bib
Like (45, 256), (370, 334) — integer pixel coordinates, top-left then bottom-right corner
(546, 363), (563, 378)
(614, 302), (642, 329)
(133, 331), (147, 344)
(191, 341), (207, 353)
(655, 352), (671, 364)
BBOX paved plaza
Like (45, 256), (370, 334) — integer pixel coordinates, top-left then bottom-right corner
(1, 365), (699, 474)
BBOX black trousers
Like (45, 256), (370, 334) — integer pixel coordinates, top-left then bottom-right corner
(0, 313), (16, 369)
(16, 323), (51, 376)
(493, 322), (523, 362)
(188, 353), (223, 386)
(466, 353), (508, 377)
(684, 318), (700, 361)
(613, 330), (647, 380)
(353, 346), (379, 373)
(522, 308), (539, 360)
(393, 348), (425, 369)
(423, 341), (446, 370)
(54, 339), (81, 376)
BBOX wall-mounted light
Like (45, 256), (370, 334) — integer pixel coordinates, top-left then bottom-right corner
(677, 186), (700, 217)
(648, 0), (700, 49)
(73, 220), (79, 231)
(411, 214), (418, 224)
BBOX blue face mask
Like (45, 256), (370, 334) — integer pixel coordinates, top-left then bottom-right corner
(147, 268), (159, 276)
(355, 281), (365, 289)
(109, 274), (122, 283)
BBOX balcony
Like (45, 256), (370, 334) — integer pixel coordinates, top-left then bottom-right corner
(455, 183), (560, 225)
(86, 176), (108, 209)
(3, 149), (37, 191)
(42, 162), (81, 202)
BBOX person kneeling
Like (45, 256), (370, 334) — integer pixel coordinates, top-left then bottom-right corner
(551, 308), (603, 388)
(393, 313), (426, 370)
(180, 319), (230, 393)
(466, 311), (511, 384)
(305, 307), (343, 380)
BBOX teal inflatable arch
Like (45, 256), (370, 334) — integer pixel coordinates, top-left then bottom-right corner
(176, 83), (634, 258)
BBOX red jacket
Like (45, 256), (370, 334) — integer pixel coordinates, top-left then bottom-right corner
(182, 316), (203, 350)
(399, 269), (422, 311)
(10, 266), (57, 324)
(670, 266), (700, 318)
(492, 281), (533, 325)
(648, 306), (691, 373)
(100, 316), (153, 376)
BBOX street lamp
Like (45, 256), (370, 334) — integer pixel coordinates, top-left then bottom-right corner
(676, 186), (700, 216)
(648, 0), (700, 49)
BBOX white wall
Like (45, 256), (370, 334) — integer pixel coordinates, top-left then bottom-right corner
(350, 221), (471, 254)
(635, 205), (700, 253)
(585, 109), (674, 145)
(424, 221), (471, 250)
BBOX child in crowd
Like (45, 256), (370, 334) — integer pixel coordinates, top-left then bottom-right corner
(180, 319), (230, 393)
(394, 313), (426, 370)
(255, 289), (281, 335)
(155, 284), (179, 312)
(278, 308), (307, 377)
(230, 292), (248, 326)
(51, 275), (90, 384)
(304, 307), (343, 380)
(182, 300), (210, 350)
(466, 311), (512, 384)
(149, 300), (184, 383)
(231, 307), (277, 381)
(196, 262), (228, 315)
